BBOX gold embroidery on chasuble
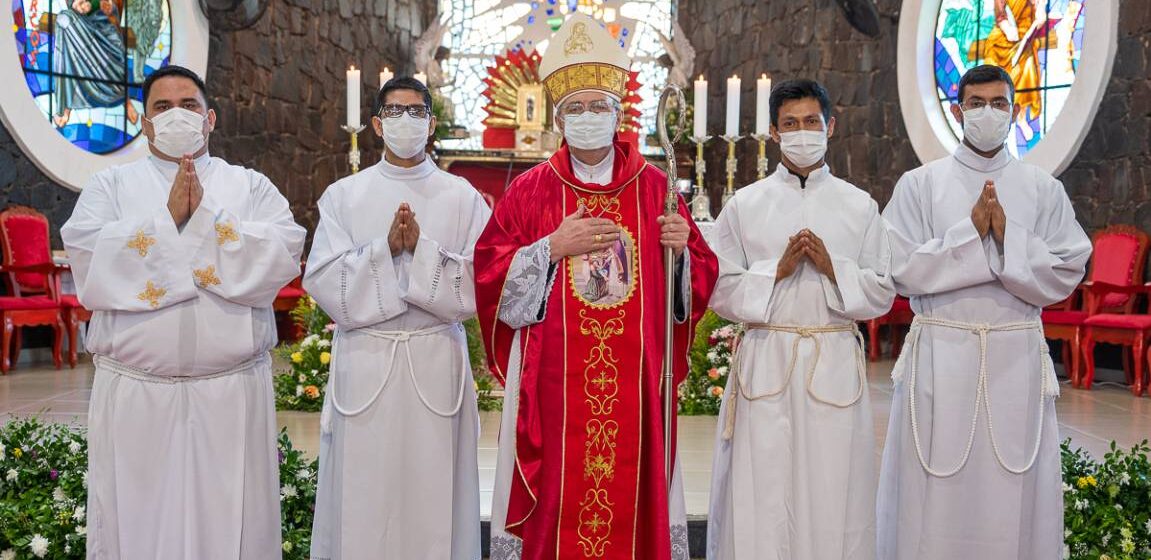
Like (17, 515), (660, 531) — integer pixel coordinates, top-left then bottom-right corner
(193, 265), (221, 287)
(215, 221), (239, 246)
(137, 281), (167, 309)
(576, 309), (625, 557)
(127, 230), (156, 257)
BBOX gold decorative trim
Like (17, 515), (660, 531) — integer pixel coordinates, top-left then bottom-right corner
(137, 281), (166, 310)
(575, 308), (626, 557)
(193, 265), (221, 287)
(215, 221), (239, 246)
(543, 63), (629, 103)
(546, 160), (649, 195)
(126, 230), (156, 258)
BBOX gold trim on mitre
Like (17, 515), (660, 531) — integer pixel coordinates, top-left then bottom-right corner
(539, 14), (631, 103)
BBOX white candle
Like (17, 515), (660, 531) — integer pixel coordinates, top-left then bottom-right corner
(346, 66), (361, 129)
(414, 72), (428, 85)
(693, 75), (708, 139)
(725, 74), (741, 137)
(379, 67), (394, 87)
(755, 74), (772, 136)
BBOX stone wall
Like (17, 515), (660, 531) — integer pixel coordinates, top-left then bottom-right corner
(0, 0), (437, 246)
(679, 0), (1151, 232)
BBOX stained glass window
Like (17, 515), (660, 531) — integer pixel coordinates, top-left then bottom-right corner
(934, 0), (1086, 157)
(12, 0), (172, 154)
(439, 0), (672, 144)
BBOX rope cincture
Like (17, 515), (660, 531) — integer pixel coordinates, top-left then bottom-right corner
(323, 323), (468, 434)
(94, 353), (270, 384)
(722, 322), (867, 440)
(896, 316), (1058, 478)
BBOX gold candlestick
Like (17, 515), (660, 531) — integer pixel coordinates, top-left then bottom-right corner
(722, 135), (741, 207)
(341, 124), (366, 174)
(752, 134), (770, 180)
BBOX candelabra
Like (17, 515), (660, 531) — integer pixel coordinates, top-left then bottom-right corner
(690, 136), (713, 221)
(341, 124), (366, 174)
(722, 135), (742, 207)
(752, 134), (770, 180)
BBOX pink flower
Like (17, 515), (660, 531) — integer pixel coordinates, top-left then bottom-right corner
(707, 368), (720, 380)
(324, 323), (337, 332)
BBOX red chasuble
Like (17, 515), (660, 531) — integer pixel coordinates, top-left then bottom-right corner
(475, 140), (718, 559)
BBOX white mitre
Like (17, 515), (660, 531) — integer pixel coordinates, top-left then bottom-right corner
(538, 14), (632, 105)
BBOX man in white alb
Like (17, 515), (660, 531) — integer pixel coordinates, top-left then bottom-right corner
(62, 65), (305, 560)
(306, 76), (489, 560)
(877, 64), (1091, 560)
(707, 79), (895, 560)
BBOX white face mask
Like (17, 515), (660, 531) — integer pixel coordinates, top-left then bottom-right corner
(563, 112), (617, 150)
(381, 113), (430, 159)
(778, 130), (828, 169)
(146, 107), (207, 158)
(961, 106), (1012, 152)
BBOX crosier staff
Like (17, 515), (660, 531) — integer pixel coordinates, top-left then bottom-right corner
(656, 85), (686, 495)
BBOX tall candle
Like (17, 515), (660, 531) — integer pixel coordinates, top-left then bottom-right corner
(755, 74), (772, 135)
(346, 66), (361, 129)
(379, 67), (394, 87)
(693, 75), (708, 139)
(725, 74), (741, 137)
(414, 72), (428, 85)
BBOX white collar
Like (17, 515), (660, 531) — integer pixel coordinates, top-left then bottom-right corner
(570, 150), (614, 185)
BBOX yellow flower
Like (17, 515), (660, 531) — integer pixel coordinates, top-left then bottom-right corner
(12, 448), (21, 459)
(304, 386), (320, 399)
(710, 386), (724, 397)
(1076, 475), (1098, 489)
(320, 352), (332, 365)
(290, 352), (303, 364)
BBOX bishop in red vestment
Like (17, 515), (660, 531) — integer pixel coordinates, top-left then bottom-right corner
(475, 15), (718, 560)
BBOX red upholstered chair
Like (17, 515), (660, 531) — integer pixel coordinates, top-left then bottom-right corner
(867, 296), (914, 362)
(1044, 225), (1148, 387)
(0, 206), (66, 373)
(273, 266), (307, 342)
(1080, 282), (1151, 396)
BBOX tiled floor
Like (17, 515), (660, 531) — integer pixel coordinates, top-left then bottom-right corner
(3, 358), (1150, 519)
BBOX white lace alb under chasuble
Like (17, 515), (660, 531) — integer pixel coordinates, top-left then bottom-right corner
(705, 164), (895, 560)
(60, 153), (306, 560)
(304, 157), (490, 560)
(876, 144), (1091, 560)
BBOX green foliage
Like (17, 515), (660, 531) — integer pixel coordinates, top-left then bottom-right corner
(273, 297), (333, 412)
(276, 429), (319, 559)
(0, 418), (319, 559)
(680, 311), (740, 416)
(1061, 440), (1151, 559)
(464, 318), (502, 412)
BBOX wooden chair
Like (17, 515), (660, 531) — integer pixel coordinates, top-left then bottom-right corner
(1081, 282), (1151, 396)
(867, 296), (914, 362)
(0, 206), (66, 373)
(1044, 225), (1149, 387)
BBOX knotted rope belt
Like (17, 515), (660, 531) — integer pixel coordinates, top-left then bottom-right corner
(723, 322), (866, 440)
(94, 353), (269, 383)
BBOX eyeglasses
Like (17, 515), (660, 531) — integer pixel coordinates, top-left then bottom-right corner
(560, 100), (619, 117)
(962, 99), (1013, 112)
(379, 103), (430, 119)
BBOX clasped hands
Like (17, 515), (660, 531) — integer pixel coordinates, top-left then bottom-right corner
(548, 205), (689, 263)
(971, 180), (1006, 245)
(776, 229), (837, 285)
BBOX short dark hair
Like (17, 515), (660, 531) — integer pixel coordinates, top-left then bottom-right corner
(957, 64), (1015, 103)
(373, 77), (433, 117)
(769, 79), (831, 128)
(142, 65), (209, 106)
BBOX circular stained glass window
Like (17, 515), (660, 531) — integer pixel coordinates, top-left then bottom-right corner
(933, 0), (1087, 158)
(12, 0), (172, 154)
